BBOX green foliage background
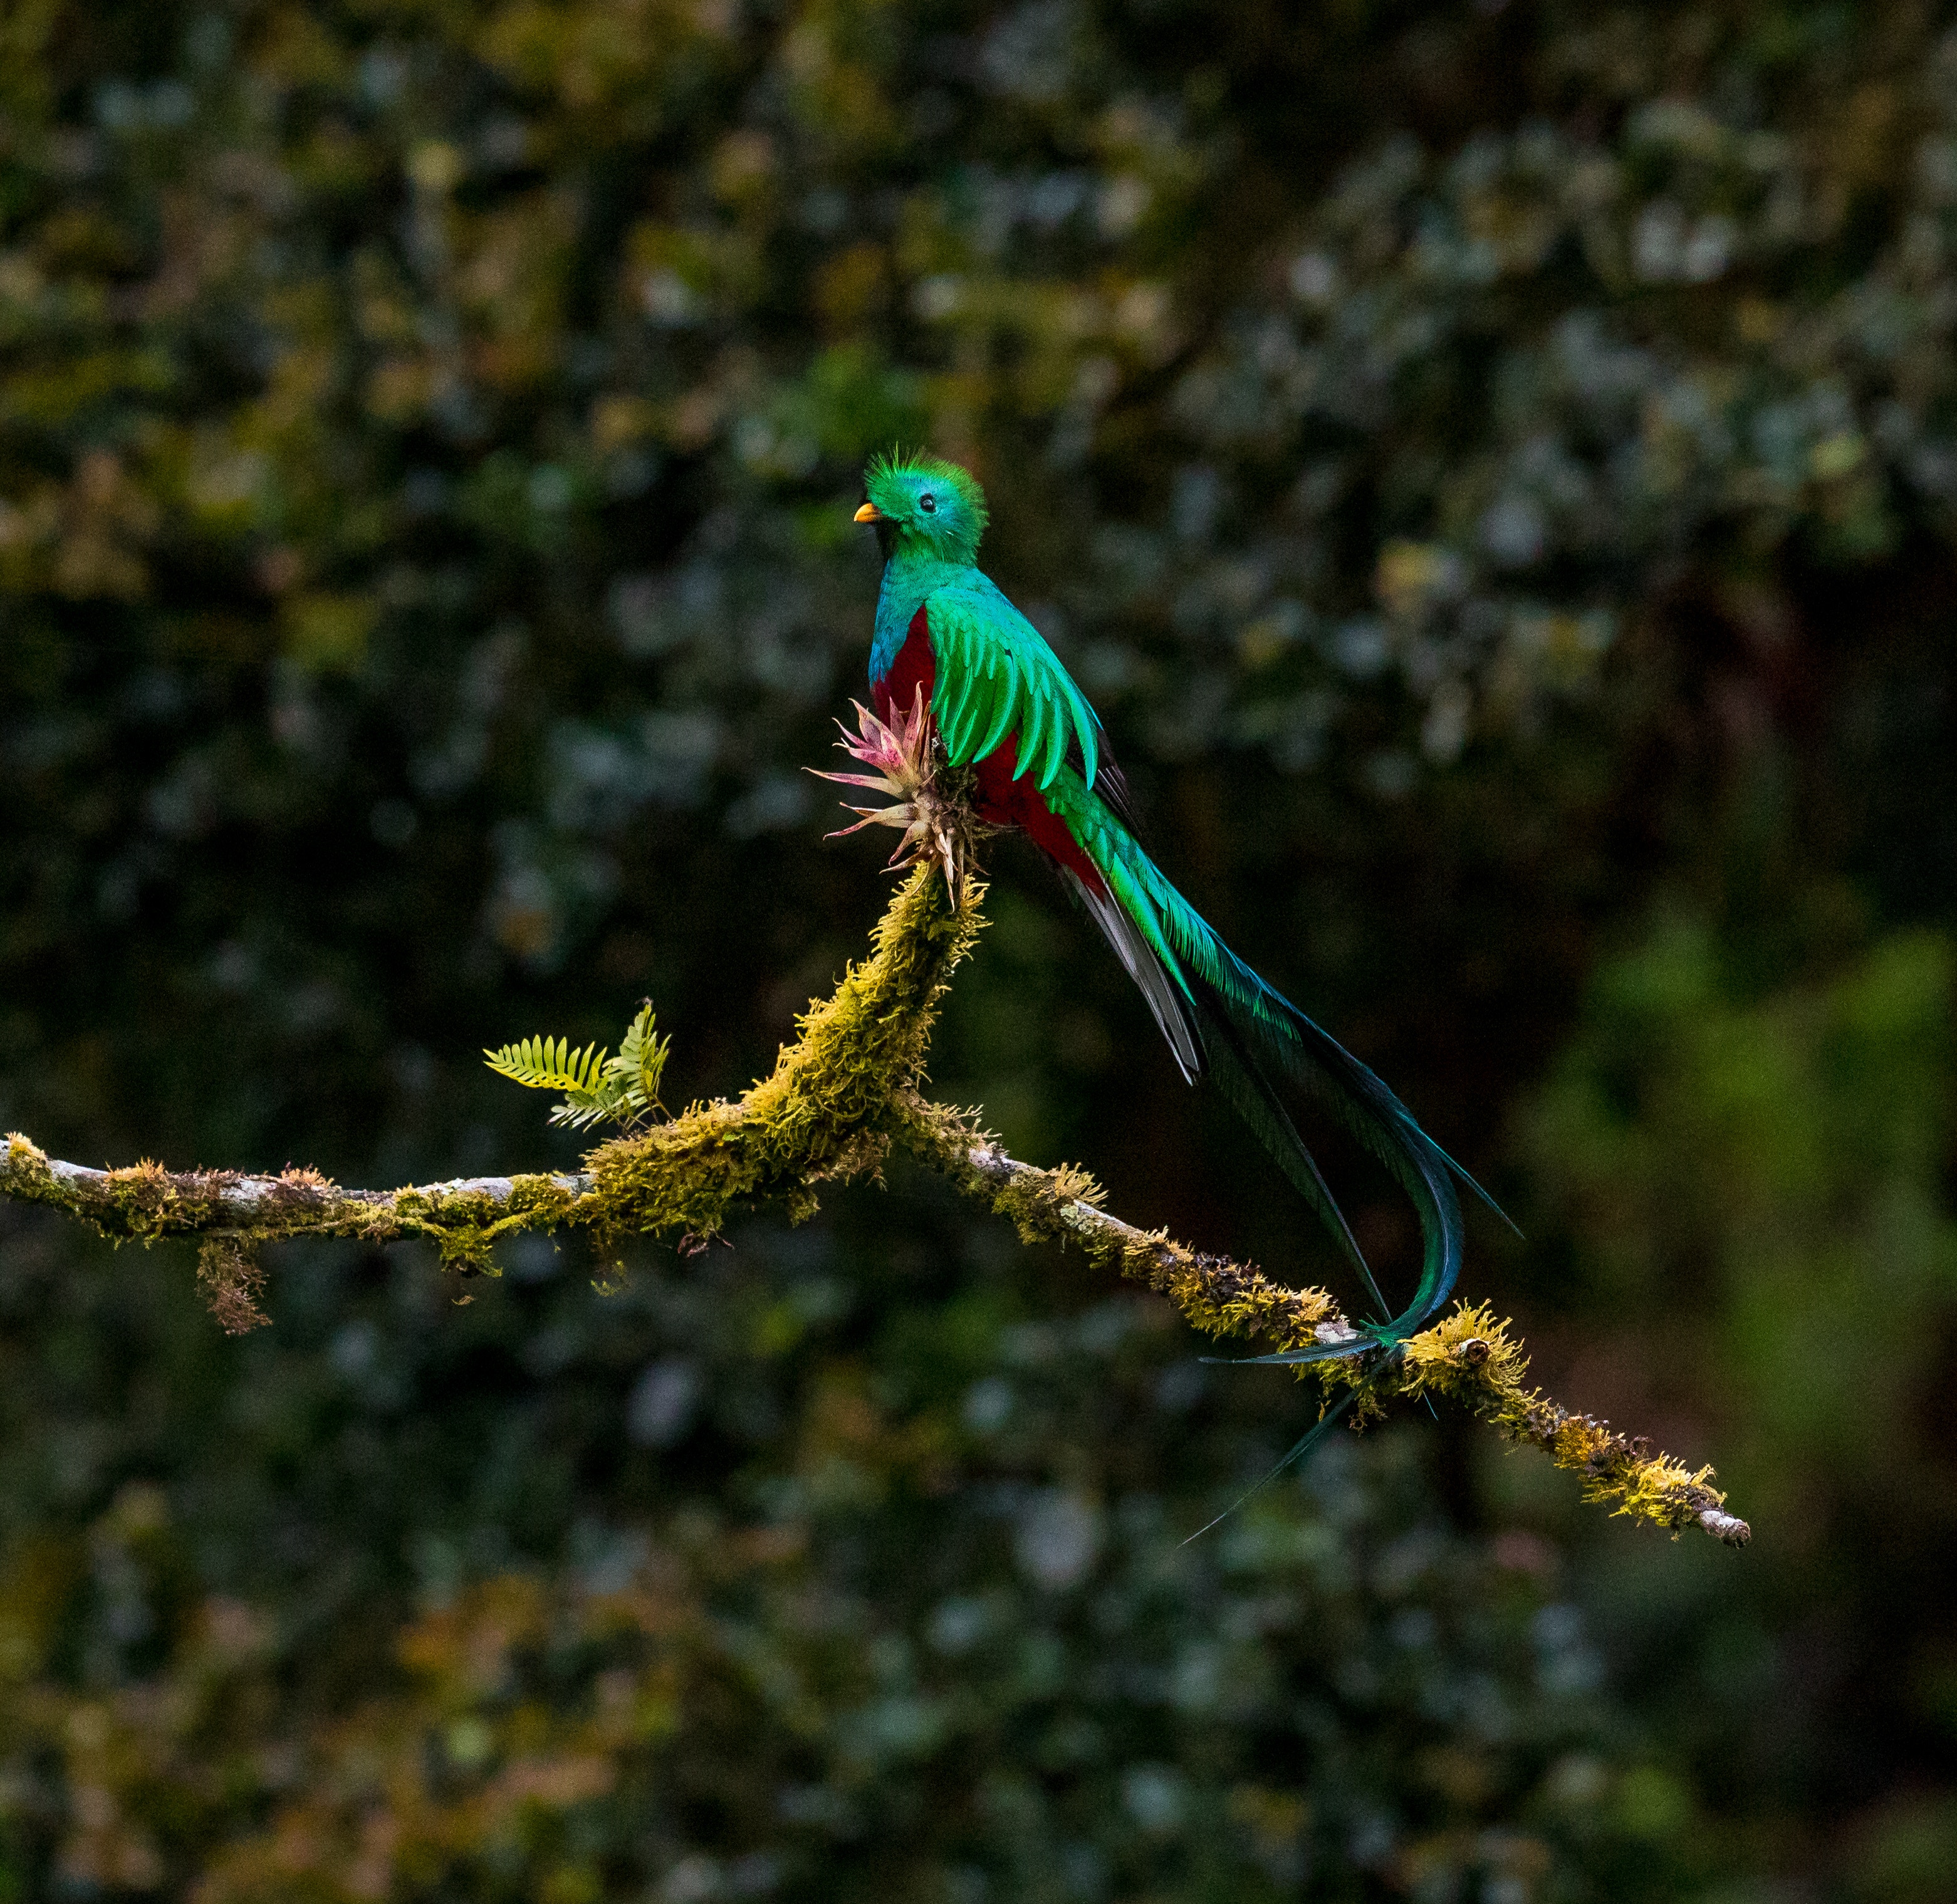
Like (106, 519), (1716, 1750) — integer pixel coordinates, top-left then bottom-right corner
(3, 0), (1956, 1896)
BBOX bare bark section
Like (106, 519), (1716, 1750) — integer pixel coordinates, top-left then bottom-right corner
(0, 867), (1747, 1546)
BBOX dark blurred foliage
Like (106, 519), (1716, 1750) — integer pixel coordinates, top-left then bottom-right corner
(2, 0), (1956, 1896)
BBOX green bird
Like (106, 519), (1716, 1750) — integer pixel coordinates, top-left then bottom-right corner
(852, 450), (1497, 1364)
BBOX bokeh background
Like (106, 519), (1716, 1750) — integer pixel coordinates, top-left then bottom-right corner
(3, 1), (1956, 1897)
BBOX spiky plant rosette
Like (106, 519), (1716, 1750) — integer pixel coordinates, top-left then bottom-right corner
(810, 688), (984, 902)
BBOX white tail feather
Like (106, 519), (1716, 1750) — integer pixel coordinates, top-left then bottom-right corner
(1062, 869), (1204, 1084)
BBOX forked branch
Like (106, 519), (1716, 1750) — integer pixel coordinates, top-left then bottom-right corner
(0, 866), (1747, 1547)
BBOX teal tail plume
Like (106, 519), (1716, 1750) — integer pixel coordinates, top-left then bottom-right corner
(1050, 769), (1506, 1358)
(1178, 1391), (1358, 1546)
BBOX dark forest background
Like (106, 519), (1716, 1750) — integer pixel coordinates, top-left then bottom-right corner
(3, 1), (1956, 1897)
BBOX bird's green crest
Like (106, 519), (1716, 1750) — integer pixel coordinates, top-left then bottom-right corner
(862, 449), (989, 561)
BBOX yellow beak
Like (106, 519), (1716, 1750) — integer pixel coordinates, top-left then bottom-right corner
(853, 501), (884, 523)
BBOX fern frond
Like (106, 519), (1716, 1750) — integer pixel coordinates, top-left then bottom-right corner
(616, 1001), (671, 1108)
(484, 1035), (610, 1096)
(485, 1004), (671, 1132)
(551, 1079), (633, 1130)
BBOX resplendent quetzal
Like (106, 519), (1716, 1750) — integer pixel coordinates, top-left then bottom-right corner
(852, 450), (1495, 1363)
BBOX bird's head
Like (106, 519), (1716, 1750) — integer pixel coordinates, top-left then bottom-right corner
(853, 451), (988, 563)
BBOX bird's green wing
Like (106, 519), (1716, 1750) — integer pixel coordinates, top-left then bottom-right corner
(925, 579), (1101, 790)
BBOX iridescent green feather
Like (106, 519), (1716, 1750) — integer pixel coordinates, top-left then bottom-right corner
(865, 449), (990, 547)
(857, 448), (1497, 1356)
(924, 585), (1101, 791)
(1046, 766), (1498, 1351)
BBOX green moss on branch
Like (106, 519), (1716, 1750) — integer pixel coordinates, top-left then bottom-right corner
(0, 869), (1746, 1544)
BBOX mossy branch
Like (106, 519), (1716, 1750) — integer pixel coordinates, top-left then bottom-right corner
(0, 866), (1747, 1546)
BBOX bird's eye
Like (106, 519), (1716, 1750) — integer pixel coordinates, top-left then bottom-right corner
(919, 492), (937, 513)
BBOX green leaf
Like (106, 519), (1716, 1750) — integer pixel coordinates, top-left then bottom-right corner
(484, 1003), (671, 1132)
(484, 1035), (610, 1095)
(615, 1000), (670, 1107)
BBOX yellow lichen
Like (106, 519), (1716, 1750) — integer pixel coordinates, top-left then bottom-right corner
(5, 1131), (51, 1172)
(0, 870), (1745, 1544)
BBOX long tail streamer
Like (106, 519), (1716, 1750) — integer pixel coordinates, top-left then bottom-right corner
(1050, 765), (1510, 1357)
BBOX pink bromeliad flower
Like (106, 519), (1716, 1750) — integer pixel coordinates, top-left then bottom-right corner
(809, 687), (981, 902)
